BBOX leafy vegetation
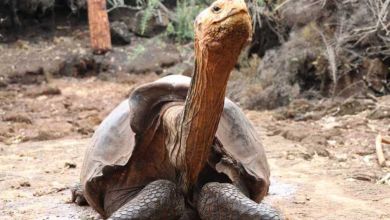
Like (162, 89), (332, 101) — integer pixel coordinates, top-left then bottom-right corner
(166, 0), (203, 42)
(107, 0), (145, 12)
(129, 44), (146, 60)
(139, 0), (160, 34)
(141, 0), (160, 34)
(106, 0), (271, 42)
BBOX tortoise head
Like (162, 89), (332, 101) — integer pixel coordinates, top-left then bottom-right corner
(194, 0), (252, 52)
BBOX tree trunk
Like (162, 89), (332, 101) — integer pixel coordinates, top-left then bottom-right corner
(87, 0), (111, 54)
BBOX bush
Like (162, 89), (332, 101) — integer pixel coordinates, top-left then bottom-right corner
(139, 0), (160, 34)
(166, 0), (203, 42)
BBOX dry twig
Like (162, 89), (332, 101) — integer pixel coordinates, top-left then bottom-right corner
(377, 173), (390, 185)
(315, 26), (339, 98)
(274, 0), (293, 11)
(376, 134), (387, 167)
(382, 136), (390, 144)
(107, 0), (143, 12)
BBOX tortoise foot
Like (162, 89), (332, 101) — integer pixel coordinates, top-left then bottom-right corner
(108, 180), (185, 220)
(198, 182), (283, 220)
(71, 183), (88, 206)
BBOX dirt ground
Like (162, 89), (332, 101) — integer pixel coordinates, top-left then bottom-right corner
(1, 29), (390, 219)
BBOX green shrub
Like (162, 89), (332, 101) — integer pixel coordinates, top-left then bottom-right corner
(140, 0), (160, 34)
(107, 0), (146, 12)
(256, 0), (265, 6)
(167, 0), (204, 42)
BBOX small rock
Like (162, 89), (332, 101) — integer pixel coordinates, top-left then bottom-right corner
(300, 152), (313, 160)
(293, 195), (310, 204)
(302, 135), (327, 146)
(367, 106), (390, 120)
(281, 127), (307, 142)
(377, 173), (390, 185)
(76, 126), (94, 135)
(20, 181), (31, 187)
(4, 135), (28, 145)
(285, 151), (296, 160)
(341, 117), (368, 129)
(275, 99), (316, 120)
(266, 129), (283, 136)
(333, 98), (375, 116)
(65, 162), (77, 169)
(162, 62), (194, 77)
(31, 130), (63, 141)
(110, 21), (132, 45)
(33, 190), (46, 197)
(351, 173), (375, 182)
(319, 116), (341, 130)
(326, 140), (337, 147)
(128, 40), (181, 74)
(306, 145), (330, 157)
(355, 145), (375, 156)
(0, 78), (7, 88)
(335, 154), (348, 162)
(27, 85), (61, 97)
(109, 7), (137, 28)
(39, 86), (61, 96)
(3, 114), (32, 124)
(60, 50), (133, 76)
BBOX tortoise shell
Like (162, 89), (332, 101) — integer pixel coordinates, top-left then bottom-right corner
(80, 75), (270, 215)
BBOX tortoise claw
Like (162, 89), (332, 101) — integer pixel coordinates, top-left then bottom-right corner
(71, 183), (88, 206)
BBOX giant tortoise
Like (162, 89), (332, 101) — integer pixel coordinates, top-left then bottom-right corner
(72, 0), (282, 219)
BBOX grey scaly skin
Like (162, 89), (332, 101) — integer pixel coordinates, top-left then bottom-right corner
(70, 183), (88, 206)
(107, 180), (185, 220)
(72, 180), (283, 219)
(198, 183), (282, 220)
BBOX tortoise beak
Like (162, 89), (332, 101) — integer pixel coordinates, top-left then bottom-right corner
(226, 7), (247, 18)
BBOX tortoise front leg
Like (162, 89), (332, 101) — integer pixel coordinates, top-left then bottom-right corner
(197, 182), (283, 220)
(71, 183), (88, 206)
(108, 180), (185, 220)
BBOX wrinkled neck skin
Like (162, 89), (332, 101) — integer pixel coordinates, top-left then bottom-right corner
(161, 4), (252, 191)
(174, 34), (246, 190)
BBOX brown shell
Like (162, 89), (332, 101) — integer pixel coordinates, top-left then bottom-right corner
(80, 75), (270, 213)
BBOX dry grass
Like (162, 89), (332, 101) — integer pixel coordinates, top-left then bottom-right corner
(337, 0), (390, 54)
(233, 0), (389, 110)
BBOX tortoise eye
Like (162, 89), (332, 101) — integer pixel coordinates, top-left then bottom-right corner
(212, 5), (222, 13)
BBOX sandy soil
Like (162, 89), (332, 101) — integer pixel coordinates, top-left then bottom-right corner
(1, 28), (390, 220)
(1, 76), (390, 219)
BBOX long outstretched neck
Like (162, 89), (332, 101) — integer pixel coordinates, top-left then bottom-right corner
(178, 40), (238, 189)
(169, 0), (252, 191)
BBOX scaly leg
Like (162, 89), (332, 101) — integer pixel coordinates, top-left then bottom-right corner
(108, 180), (185, 220)
(197, 182), (283, 220)
(70, 183), (88, 206)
